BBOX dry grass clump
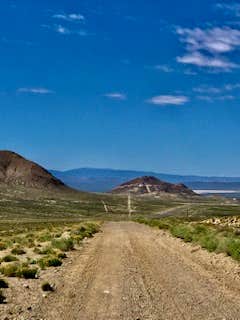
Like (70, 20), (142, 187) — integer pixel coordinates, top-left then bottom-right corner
(0, 263), (38, 279)
(11, 246), (26, 255)
(1, 255), (19, 262)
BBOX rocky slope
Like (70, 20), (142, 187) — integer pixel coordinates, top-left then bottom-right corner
(0, 150), (66, 190)
(111, 176), (195, 196)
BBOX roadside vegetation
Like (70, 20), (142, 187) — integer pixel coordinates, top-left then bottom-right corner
(0, 220), (100, 303)
(135, 216), (240, 261)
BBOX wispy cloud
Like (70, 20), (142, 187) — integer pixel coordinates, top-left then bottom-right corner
(176, 26), (240, 70)
(194, 82), (240, 102)
(194, 83), (240, 94)
(224, 83), (240, 90)
(216, 3), (240, 17)
(154, 65), (174, 73)
(177, 52), (236, 69)
(53, 13), (85, 22)
(197, 95), (235, 102)
(147, 95), (189, 106)
(17, 88), (54, 94)
(193, 86), (222, 94)
(103, 93), (127, 100)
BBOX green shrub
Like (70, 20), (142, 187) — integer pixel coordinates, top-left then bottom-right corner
(0, 263), (38, 279)
(45, 257), (62, 267)
(0, 290), (6, 304)
(226, 239), (240, 261)
(11, 247), (26, 255)
(0, 278), (8, 288)
(38, 256), (62, 269)
(41, 282), (54, 292)
(37, 232), (53, 242)
(52, 238), (74, 252)
(170, 224), (194, 242)
(199, 235), (219, 252)
(18, 267), (38, 279)
(39, 246), (56, 255)
(1, 255), (19, 262)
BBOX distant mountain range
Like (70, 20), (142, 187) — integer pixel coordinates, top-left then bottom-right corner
(50, 168), (240, 192)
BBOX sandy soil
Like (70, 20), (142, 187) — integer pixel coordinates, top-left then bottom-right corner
(2, 221), (240, 320)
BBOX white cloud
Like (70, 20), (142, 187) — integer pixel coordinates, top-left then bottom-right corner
(54, 25), (88, 36)
(176, 26), (240, 70)
(56, 25), (70, 34)
(147, 95), (189, 106)
(53, 13), (85, 22)
(154, 65), (174, 72)
(17, 88), (54, 94)
(177, 52), (237, 69)
(104, 93), (127, 100)
(176, 27), (240, 54)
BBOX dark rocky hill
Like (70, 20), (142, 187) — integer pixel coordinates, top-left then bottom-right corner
(0, 151), (66, 190)
(111, 176), (195, 196)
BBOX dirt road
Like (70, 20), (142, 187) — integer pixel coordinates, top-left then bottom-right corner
(32, 222), (240, 320)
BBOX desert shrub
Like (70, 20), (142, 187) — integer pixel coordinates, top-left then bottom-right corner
(193, 224), (208, 235)
(0, 242), (7, 251)
(18, 266), (38, 279)
(52, 238), (74, 252)
(41, 282), (54, 292)
(38, 256), (62, 269)
(37, 232), (53, 242)
(72, 235), (84, 244)
(57, 252), (67, 259)
(0, 290), (6, 304)
(0, 263), (19, 277)
(39, 246), (56, 255)
(226, 239), (240, 261)
(45, 257), (62, 267)
(199, 235), (219, 252)
(1, 255), (19, 262)
(0, 278), (8, 288)
(170, 224), (194, 242)
(11, 247), (26, 255)
(0, 263), (38, 279)
(74, 223), (100, 238)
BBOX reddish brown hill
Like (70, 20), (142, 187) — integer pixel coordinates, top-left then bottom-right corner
(0, 151), (67, 190)
(111, 176), (195, 196)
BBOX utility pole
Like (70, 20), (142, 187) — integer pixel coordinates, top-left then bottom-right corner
(128, 193), (132, 218)
(101, 200), (109, 213)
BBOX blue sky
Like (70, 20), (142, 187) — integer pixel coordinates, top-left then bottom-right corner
(1, 0), (240, 176)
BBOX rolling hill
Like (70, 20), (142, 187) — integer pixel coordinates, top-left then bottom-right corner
(111, 176), (196, 196)
(0, 150), (67, 190)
